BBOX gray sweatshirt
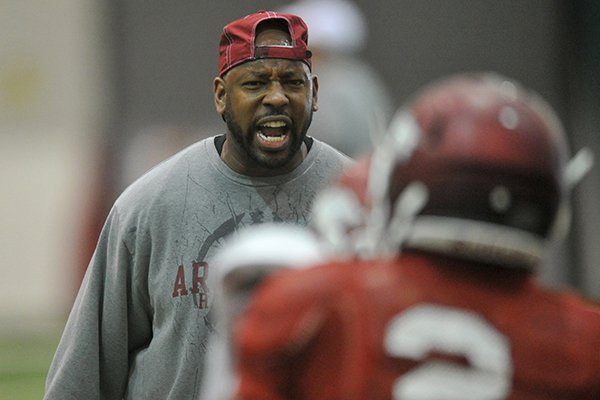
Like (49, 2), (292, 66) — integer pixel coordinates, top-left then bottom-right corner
(44, 135), (352, 399)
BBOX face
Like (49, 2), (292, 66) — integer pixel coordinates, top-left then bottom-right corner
(214, 27), (319, 176)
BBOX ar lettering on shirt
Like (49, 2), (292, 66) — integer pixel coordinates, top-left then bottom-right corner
(172, 260), (209, 309)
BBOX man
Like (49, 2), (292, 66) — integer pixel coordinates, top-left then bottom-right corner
(44, 11), (351, 399)
(233, 73), (600, 399)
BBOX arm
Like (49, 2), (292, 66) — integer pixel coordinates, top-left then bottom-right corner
(44, 206), (152, 399)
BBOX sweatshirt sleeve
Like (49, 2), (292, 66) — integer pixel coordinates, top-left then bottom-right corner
(44, 205), (152, 399)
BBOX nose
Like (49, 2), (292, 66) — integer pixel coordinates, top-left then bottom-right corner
(263, 82), (289, 108)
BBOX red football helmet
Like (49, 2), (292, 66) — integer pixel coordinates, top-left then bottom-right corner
(383, 72), (574, 268)
(315, 73), (589, 268)
(311, 156), (371, 259)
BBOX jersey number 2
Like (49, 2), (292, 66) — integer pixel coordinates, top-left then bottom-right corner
(384, 304), (512, 399)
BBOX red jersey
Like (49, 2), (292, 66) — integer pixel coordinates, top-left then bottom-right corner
(234, 252), (600, 400)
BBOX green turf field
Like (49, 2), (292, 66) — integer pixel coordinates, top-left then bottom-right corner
(0, 331), (61, 400)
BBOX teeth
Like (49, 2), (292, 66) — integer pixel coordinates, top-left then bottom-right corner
(258, 133), (284, 142)
(261, 120), (287, 128)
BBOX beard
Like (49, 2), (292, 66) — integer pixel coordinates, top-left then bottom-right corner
(223, 101), (313, 170)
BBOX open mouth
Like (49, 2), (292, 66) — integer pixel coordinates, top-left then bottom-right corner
(256, 118), (291, 149)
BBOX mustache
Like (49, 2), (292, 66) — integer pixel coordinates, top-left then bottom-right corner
(255, 110), (292, 120)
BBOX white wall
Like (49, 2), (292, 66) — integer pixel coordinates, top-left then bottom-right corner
(0, 0), (109, 333)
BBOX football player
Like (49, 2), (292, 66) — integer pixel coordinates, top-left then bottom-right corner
(232, 72), (600, 399)
(199, 223), (325, 400)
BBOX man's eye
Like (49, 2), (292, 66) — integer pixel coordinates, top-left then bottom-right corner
(286, 79), (305, 87)
(243, 81), (264, 88)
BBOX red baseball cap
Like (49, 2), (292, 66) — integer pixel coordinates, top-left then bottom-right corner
(218, 10), (312, 77)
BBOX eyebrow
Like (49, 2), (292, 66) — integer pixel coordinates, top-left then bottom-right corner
(244, 63), (308, 78)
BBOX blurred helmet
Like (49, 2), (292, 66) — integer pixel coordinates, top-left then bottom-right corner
(316, 72), (580, 268)
(387, 72), (572, 268)
(311, 156), (371, 258)
(210, 223), (326, 332)
(214, 223), (325, 291)
(407, 75), (568, 225)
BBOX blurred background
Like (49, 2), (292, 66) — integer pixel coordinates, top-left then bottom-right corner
(1, 0), (598, 398)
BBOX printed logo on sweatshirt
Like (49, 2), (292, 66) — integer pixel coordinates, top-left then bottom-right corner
(171, 213), (246, 309)
(171, 261), (210, 308)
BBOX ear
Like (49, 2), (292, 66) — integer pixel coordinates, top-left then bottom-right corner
(311, 74), (319, 112)
(214, 77), (226, 114)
